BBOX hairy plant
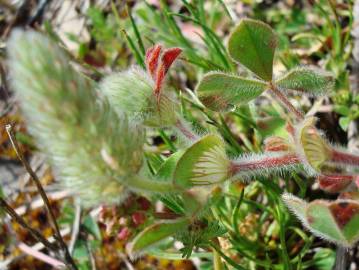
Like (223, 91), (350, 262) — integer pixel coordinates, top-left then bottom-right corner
(7, 30), (173, 207)
(6, 17), (359, 269)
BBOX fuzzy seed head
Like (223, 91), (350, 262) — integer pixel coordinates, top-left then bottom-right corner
(8, 30), (145, 206)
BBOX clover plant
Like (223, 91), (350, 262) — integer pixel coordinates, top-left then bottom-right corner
(7, 18), (359, 268)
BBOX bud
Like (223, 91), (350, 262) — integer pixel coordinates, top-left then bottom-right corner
(8, 30), (145, 206)
(173, 134), (230, 188)
(100, 45), (182, 127)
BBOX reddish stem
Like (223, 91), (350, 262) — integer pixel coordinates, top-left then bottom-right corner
(229, 154), (301, 175)
(175, 119), (198, 141)
(331, 149), (359, 167)
(269, 83), (304, 121)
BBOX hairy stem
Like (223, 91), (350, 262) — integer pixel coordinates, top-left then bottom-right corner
(269, 83), (304, 121)
(331, 148), (359, 167)
(129, 175), (179, 193)
(229, 154), (301, 176)
(175, 118), (198, 141)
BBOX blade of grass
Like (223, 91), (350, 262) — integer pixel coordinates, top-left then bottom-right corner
(126, 5), (146, 55)
(121, 29), (145, 68)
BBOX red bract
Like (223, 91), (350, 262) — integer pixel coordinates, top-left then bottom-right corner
(145, 45), (182, 98)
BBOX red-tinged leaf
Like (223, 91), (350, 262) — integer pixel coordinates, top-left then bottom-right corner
(317, 174), (353, 193)
(284, 194), (359, 247)
(329, 202), (359, 229)
(145, 44), (162, 78)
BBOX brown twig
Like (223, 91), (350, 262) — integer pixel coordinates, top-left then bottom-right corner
(0, 198), (58, 252)
(5, 124), (78, 270)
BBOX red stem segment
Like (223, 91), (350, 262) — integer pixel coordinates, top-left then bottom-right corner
(175, 119), (198, 141)
(229, 154), (301, 175)
(331, 149), (359, 167)
(269, 84), (304, 121)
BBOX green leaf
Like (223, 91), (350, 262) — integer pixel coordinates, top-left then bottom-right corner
(334, 105), (350, 116)
(196, 72), (267, 112)
(283, 194), (359, 247)
(83, 215), (102, 240)
(275, 67), (334, 95)
(257, 116), (286, 137)
(313, 248), (335, 270)
(228, 19), (277, 81)
(128, 218), (189, 256)
(156, 150), (185, 180)
(173, 134), (230, 188)
(339, 116), (350, 131)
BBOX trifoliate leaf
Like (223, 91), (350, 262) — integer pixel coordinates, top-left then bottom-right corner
(173, 135), (230, 188)
(228, 19), (277, 81)
(275, 67), (334, 95)
(283, 193), (359, 247)
(127, 218), (189, 257)
(196, 72), (267, 112)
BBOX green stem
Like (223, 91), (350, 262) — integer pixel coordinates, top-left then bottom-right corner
(129, 175), (179, 193)
(213, 239), (225, 270)
(277, 205), (291, 270)
(210, 242), (247, 270)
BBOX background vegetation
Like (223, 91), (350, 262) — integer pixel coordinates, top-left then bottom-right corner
(0, 0), (358, 269)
